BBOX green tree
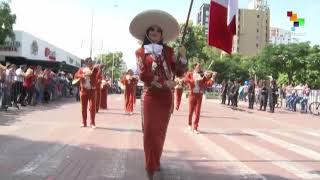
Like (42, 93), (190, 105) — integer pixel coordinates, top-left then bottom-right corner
(169, 21), (208, 69)
(0, 1), (16, 44)
(96, 51), (125, 80)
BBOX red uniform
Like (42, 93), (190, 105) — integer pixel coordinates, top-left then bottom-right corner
(121, 75), (138, 113)
(100, 79), (109, 109)
(174, 77), (184, 111)
(74, 67), (98, 126)
(136, 45), (185, 173)
(95, 68), (103, 113)
(185, 71), (213, 131)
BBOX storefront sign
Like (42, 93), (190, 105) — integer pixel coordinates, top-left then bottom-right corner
(0, 41), (21, 52)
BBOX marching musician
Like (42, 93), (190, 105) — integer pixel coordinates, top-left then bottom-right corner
(74, 57), (99, 129)
(120, 69), (138, 115)
(185, 63), (216, 134)
(174, 75), (185, 111)
(95, 64), (105, 113)
(100, 76), (110, 110)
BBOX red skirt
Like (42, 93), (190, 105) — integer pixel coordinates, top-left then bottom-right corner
(142, 87), (172, 172)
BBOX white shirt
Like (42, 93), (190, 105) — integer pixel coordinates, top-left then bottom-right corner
(192, 72), (202, 93)
(82, 68), (92, 89)
(14, 68), (24, 82)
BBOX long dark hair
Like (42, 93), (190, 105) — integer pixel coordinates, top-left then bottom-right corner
(142, 26), (164, 47)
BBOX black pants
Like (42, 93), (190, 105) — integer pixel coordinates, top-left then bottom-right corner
(248, 93), (255, 109)
(26, 85), (35, 105)
(260, 94), (268, 111)
(232, 94), (238, 107)
(12, 81), (26, 105)
(221, 93), (227, 104)
(269, 95), (276, 113)
(227, 95), (232, 105)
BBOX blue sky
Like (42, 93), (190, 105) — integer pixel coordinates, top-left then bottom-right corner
(7, 0), (320, 69)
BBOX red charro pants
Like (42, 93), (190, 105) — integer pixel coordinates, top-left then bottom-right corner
(188, 92), (203, 130)
(175, 88), (183, 110)
(100, 88), (108, 109)
(96, 88), (101, 113)
(80, 89), (96, 126)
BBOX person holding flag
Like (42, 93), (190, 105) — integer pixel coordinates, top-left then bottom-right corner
(130, 9), (187, 180)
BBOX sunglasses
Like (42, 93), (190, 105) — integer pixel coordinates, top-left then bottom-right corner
(148, 27), (162, 33)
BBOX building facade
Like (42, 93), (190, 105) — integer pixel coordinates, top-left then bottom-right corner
(232, 8), (270, 56)
(0, 31), (81, 68)
(196, 3), (210, 36)
(269, 27), (300, 44)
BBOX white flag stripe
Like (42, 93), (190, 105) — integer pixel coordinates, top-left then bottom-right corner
(245, 130), (320, 161)
(227, 0), (238, 25)
(212, 0), (228, 7)
(222, 135), (320, 179)
(187, 132), (266, 180)
(272, 131), (320, 148)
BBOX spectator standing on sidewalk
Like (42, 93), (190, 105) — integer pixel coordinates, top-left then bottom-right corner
(227, 80), (233, 106)
(300, 83), (310, 113)
(259, 80), (268, 111)
(221, 80), (228, 105)
(293, 83), (304, 112)
(0, 64), (6, 110)
(248, 78), (255, 109)
(268, 80), (278, 113)
(13, 65), (27, 107)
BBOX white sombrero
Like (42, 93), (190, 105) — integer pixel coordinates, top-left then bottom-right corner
(129, 10), (180, 42)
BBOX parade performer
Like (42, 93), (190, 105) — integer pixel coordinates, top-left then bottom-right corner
(120, 69), (138, 115)
(95, 64), (104, 113)
(174, 76), (185, 111)
(100, 76), (110, 110)
(185, 63), (216, 134)
(130, 9), (187, 180)
(74, 58), (99, 129)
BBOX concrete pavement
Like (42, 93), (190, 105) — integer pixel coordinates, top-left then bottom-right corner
(0, 94), (319, 180)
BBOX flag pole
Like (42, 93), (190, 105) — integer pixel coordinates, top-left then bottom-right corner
(181, 0), (194, 45)
(176, 0), (194, 72)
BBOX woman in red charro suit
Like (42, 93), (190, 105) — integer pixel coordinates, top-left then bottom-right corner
(100, 76), (110, 110)
(130, 10), (187, 180)
(120, 69), (138, 115)
(95, 64), (105, 113)
(74, 58), (100, 129)
(174, 75), (185, 111)
(185, 63), (216, 134)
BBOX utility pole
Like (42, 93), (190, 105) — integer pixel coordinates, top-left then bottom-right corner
(89, 9), (94, 58)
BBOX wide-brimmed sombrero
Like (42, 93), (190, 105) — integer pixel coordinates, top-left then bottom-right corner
(129, 10), (180, 42)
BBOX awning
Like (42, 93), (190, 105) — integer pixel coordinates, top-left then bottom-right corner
(5, 56), (79, 73)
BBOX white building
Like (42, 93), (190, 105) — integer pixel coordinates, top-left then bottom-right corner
(269, 27), (300, 44)
(0, 31), (81, 68)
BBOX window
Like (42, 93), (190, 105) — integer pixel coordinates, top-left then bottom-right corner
(256, 43), (259, 48)
(257, 29), (259, 33)
(257, 14), (260, 18)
